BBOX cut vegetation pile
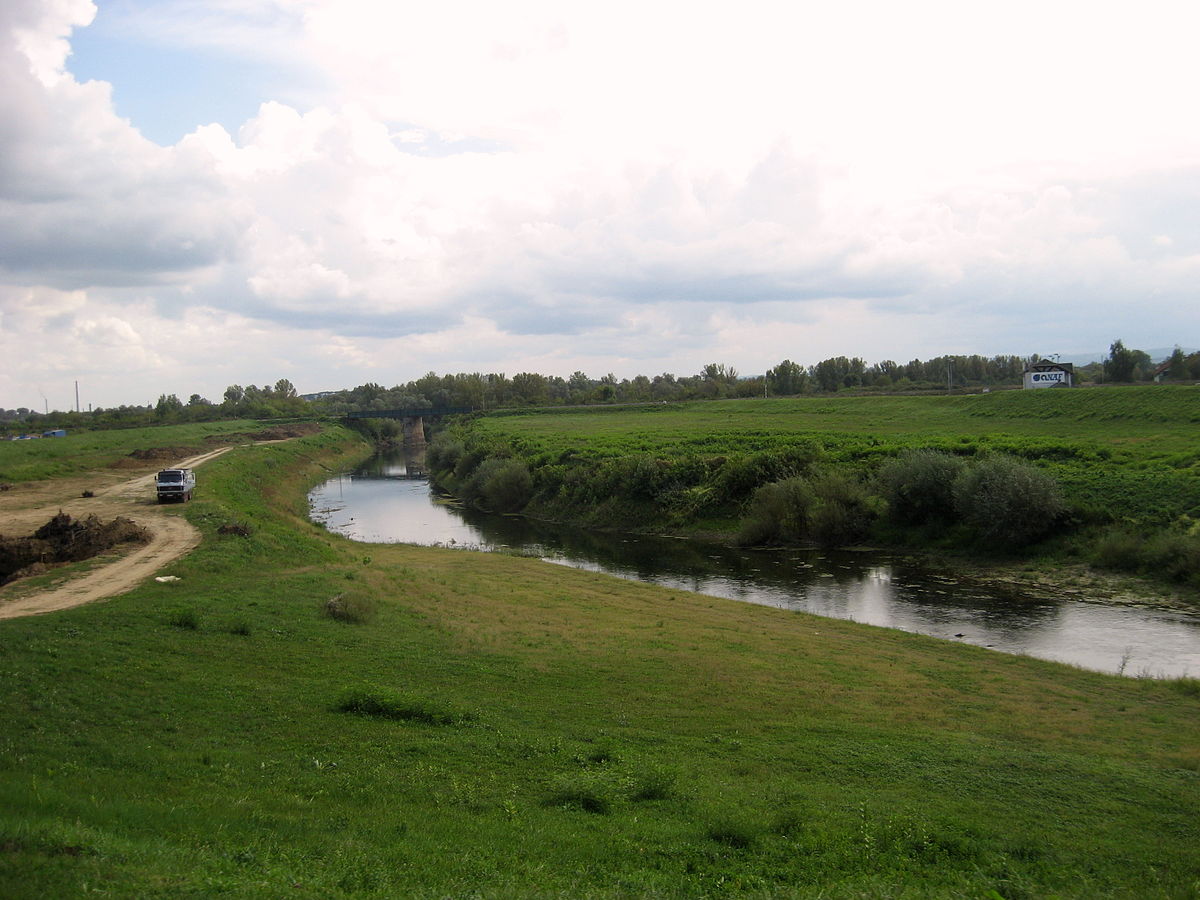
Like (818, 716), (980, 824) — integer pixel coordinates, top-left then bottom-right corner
(0, 511), (150, 584)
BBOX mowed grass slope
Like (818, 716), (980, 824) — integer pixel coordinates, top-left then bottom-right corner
(1, 426), (1198, 897)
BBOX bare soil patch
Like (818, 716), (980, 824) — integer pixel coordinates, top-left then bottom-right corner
(0, 446), (234, 619)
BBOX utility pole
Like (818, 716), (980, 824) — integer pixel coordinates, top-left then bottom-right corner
(75, 380), (80, 413)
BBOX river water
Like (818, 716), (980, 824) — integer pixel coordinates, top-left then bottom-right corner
(308, 451), (1200, 678)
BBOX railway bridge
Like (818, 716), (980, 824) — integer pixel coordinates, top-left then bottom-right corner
(345, 407), (473, 448)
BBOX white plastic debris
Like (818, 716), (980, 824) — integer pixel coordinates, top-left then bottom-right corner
(154, 576), (181, 583)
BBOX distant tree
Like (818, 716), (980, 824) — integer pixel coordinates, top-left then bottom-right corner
(511, 372), (549, 406)
(1164, 347), (1188, 381)
(1104, 340), (1139, 383)
(155, 393), (183, 419)
(1187, 352), (1200, 380)
(273, 378), (297, 399)
(223, 384), (245, 406)
(769, 359), (807, 395)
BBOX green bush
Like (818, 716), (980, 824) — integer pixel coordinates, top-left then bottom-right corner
(878, 449), (965, 524)
(952, 456), (1065, 548)
(711, 448), (818, 506)
(1092, 527), (1144, 572)
(466, 458), (533, 513)
(737, 477), (814, 545)
(425, 435), (465, 477)
(1142, 532), (1200, 585)
(808, 472), (877, 546)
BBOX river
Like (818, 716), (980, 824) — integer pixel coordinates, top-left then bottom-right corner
(308, 451), (1200, 678)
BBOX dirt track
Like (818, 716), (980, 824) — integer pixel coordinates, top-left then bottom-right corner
(0, 447), (232, 619)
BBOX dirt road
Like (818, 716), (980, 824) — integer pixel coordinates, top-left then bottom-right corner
(0, 447), (233, 619)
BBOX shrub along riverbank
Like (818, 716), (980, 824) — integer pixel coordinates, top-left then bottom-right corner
(427, 386), (1200, 593)
(1, 423), (1199, 896)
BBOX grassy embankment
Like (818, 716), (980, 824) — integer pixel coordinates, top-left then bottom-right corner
(0, 420), (285, 484)
(431, 386), (1200, 592)
(1, 422), (1199, 897)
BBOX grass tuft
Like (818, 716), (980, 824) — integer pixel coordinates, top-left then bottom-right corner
(167, 608), (200, 630)
(1168, 676), (1200, 697)
(705, 813), (761, 849)
(322, 592), (375, 624)
(544, 773), (615, 814)
(629, 764), (678, 802)
(334, 687), (474, 726)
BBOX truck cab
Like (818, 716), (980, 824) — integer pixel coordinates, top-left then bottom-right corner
(155, 468), (196, 503)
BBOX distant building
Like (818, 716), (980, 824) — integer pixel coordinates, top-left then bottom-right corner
(1023, 359), (1074, 389)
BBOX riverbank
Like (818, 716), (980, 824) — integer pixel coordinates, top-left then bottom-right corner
(2, 424), (1198, 897)
(427, 388), (1200, 605)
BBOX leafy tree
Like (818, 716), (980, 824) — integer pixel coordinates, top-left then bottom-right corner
(155, 394), (183, 418)
(511, 372), (549, 406)
(1104, 340), (1139, 382)
(769, 359), (807, 395)
(1187, 352), (1200, 380)
(1165, 347), (1188, 381)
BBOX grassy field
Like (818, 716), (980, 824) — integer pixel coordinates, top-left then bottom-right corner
(431, 387), (1200, 591)
(472, 387), (1200, 520)
(1, 424), (1198, 897)
(0, 420), (284, 484)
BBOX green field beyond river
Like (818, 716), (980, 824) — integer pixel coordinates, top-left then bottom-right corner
(429, 386), (1200, 591)
(2, 409), (1199, 897)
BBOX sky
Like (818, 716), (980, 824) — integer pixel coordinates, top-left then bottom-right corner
(1, 0), (1198, 411)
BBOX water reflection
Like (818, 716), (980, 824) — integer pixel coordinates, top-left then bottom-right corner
(309, 451), (1200, 678)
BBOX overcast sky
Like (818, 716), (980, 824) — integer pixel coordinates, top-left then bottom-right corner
(2, 0), (1198, 410)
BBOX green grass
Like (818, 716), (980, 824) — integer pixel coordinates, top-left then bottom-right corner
(1, 423), (1198, 897)
(0, 420), (278, 483)
(441, 388), (1200, 583)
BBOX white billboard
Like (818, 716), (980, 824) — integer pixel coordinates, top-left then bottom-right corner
(1024, 370), (1070, 389)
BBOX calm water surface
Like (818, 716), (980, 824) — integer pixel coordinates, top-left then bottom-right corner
(309, 452), (1200, 678)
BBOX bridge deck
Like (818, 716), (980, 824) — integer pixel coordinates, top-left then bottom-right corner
(345, 407), (473, 419)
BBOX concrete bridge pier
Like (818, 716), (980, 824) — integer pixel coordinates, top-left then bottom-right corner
(402, 415), (426, 449)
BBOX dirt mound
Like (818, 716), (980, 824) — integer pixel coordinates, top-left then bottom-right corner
(203, 423), (322, 443)
(127, 447), (200, 461)
(1, 512), (151, 585)
(255, 423), (321, 440)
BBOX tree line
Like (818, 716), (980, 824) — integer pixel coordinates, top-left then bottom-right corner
(4, 343), (1197, 434)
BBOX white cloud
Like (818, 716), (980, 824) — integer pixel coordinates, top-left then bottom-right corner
(2, 0), (1200, 408)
